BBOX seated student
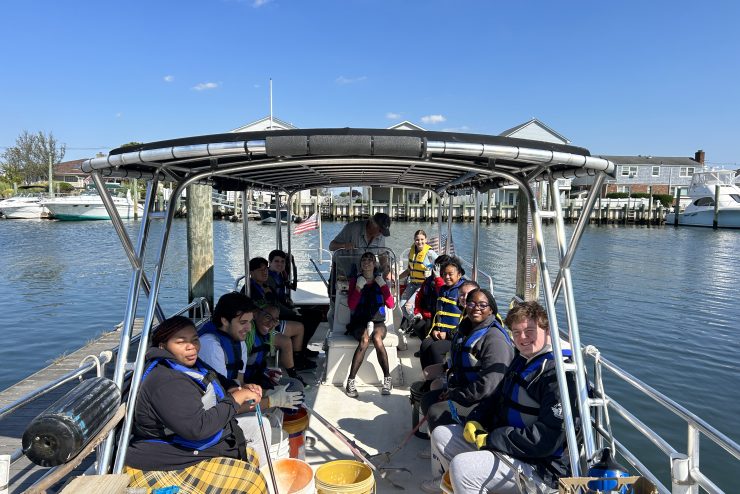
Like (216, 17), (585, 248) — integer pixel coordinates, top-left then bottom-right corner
(198, 292), (303, 466)
(248, 257), (316, 370)
(344, 251), (396, 398)
(125, 316), (267, 493)
(266, 249), (322, 358)
(406, 254), (449, 339)
(422, 301), (577, 494)
(418, 257), (466, 369)
(398, 229), (438, 324)
(420, 288), (514, 431)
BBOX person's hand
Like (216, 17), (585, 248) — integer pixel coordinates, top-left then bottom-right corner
(232, 386), (262, 408)
(267, 384), (305, 410)
(431, 330), (444, 341)
(463, 421), (488, 449)
(374, 275), (386, 287)
(355, 276), (367, 291)
(264, 368), (283, 385)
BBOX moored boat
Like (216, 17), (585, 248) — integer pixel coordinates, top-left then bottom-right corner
(666, 169), (740, 228)
(0, 195), (48, 219)
(42, 187), (142, 220)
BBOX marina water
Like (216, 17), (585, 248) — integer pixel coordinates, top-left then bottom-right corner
(0, 219), (737, 487)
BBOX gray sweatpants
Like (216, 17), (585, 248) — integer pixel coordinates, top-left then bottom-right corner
(431, 424), (554, 494)
(236, 412), (272, 467)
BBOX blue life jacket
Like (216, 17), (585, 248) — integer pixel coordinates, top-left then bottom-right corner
(349, 280), (386, 327)
(432, 279), (465, 333)
(418, 275), (439, 314)
(244, 330), (271, 384)
(449, 319), (512, 385)
(198, 322), (243, 380)
(502, 349), (573, 432)
(268, 270), (288, 301)
(141, 358), (226, 451)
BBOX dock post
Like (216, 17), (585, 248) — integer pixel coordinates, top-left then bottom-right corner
(187, 184), (214, 311)
(674, 189), (681, 227)
(389, 186), (394, 220)
(348, 186), (354, 221)
(713, 184), (720, 229)
(486, 190), (492, 224)
(368, 187), (373, 218)
(597, 193), (602, 226)
(431, 194), (436, 223)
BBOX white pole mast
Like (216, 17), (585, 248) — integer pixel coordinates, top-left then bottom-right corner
(269, 78), (273, 129)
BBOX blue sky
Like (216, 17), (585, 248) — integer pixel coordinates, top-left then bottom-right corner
(1, 0), (738, 165)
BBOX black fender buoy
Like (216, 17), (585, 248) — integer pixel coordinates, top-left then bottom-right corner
(22, 376), (121, 467)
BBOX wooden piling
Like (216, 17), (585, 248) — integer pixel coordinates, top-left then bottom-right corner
(674, 189), (681, 227)
(713, 184), (720, 229)
(187, 184), (214, 311)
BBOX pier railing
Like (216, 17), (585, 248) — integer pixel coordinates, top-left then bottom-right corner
(584, 345), (739, 494)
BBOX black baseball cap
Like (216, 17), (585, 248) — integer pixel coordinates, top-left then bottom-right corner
(372, 212), (391, 236)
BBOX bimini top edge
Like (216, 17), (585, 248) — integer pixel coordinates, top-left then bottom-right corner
(81, 128), (615, 194)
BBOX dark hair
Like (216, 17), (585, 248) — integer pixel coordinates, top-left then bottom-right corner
(460, 280), (480, 292)
(151, 315), (196, 348)
(413, 229), (427, 238)
(212, 291), (257, 326)
(434, 254), (451, 267)
(249, 257), (268, 272)
(441, 256), (465, 276)
(268, 249), (287, 262)
(466, 288), (497, 315)
(504, 301), (548, 331)
(361, 251), (376, 261)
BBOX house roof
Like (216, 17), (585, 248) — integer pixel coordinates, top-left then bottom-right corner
(54, 159), (87, 175)
(230, 116), (297, 132)
(387, 121), (426, 131)
(81, 128), (614, 195)
(499, 118), (571, 144)
(600, 155), (701, 167)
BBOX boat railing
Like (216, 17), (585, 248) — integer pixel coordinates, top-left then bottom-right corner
(584, 345), (739, 494)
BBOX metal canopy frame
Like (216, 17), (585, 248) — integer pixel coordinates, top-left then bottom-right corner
(86, 129), (616, 476)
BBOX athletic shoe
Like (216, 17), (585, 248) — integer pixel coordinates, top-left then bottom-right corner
(419, 477), (442, 493)
(381, 376), (393, 395)
(345, 378), (359, 398)
(294, 356), (317, 371)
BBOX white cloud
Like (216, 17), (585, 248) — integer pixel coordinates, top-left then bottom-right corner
(163, 75), (174, 82)
(115, 112), (122, 118)
(193, 82), (220, 91)
(253, 0), (272, 7)
(421, 114), (446, 125)
(442, 125), (471, 133)
(336, 75), (367, 85)
(386, 112), (401, 119)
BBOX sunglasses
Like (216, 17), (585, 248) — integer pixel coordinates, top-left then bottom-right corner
(466, 301), (491, 310)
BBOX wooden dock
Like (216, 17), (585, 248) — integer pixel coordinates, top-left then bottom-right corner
(0, 322), (141, 493)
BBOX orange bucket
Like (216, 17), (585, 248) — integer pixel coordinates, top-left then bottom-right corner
(441, 470), (454, 493)
(273, 457), (315, 494)
(283, 408), (310, 459)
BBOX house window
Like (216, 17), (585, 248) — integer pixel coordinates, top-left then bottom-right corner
(617, 186), (629, 193)
(407, 192), (420, 204)
(507, 192), (515, 205)
(621, 165), (638, 177)
(64, 176), (78, 183)
(679, 167), (695, 177)
(652, 166), (660, 177)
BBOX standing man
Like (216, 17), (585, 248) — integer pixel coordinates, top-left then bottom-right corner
(422, 301), (577, 493)
(329, 212), (391, 252)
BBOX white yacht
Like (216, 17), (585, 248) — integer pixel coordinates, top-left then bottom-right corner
(0, 195), (48, 219)
(666, 169), (740, 228)
(42, 187), (143, 220)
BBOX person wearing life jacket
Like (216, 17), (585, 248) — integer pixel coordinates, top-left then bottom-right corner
(420, 288), (514, 432)
(422, 301), (578, 494)
(418, 257), (466, 370)
(266, 249), (322, 360)
(406, 254), (449, 339)
(125, 316), (267, 493)
(247, 257), (316, 371)
(399, 230), (438, 325)
(344, 251), (395, 398)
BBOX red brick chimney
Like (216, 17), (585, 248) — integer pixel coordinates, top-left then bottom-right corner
(694, 149), (705, 165)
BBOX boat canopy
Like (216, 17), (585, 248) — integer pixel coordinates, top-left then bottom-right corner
(82, 128), (615, 193)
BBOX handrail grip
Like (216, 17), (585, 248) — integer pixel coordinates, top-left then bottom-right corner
(586, 348), (740, 461)
(0, 352), (111, 420)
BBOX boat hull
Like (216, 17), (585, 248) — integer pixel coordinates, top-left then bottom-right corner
(666, 209), (740, 228)
(1, 204), (46, 219)
(44, 201), (142, 221)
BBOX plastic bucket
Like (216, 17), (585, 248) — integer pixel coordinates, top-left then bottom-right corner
(270, 426), (290, 460)
(441, 470), (454, 494)
(314, 460), (375, 494)
(288, 430), (306, 459)
(273, 457), (315, 494)
(410, 381), (429, 439)
(284, 408), (310, 459)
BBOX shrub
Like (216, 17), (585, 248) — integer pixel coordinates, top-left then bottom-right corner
(605, 192), (628, 199)
(654, 194), (675, 207)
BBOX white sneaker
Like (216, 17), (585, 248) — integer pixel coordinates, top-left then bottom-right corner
(420, 476), (442, 493)
(381, 376), (393, 395)
(345, 378), (358, 398)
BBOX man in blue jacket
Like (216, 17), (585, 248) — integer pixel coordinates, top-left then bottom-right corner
(422, 301), (577, 494)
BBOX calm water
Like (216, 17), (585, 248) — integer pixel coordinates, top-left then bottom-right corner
(0, 218), (738, 487)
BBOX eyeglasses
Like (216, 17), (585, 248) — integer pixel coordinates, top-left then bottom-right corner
(259, 310), (279, 325)
(465, 301), (490, 310)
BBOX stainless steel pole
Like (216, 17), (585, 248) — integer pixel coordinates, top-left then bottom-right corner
(243, 190), (251, 296)
(472, 189), (480, 281)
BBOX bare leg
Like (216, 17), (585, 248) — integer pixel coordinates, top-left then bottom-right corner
(281, 320), (304, 352)
(274, 333), (294, 368)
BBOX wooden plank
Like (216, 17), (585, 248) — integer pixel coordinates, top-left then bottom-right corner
(59, 474), (129, 494)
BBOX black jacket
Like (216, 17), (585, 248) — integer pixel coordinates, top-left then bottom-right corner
(466, 346), (578, 487)
(446, 315), (514, 406)
(125, 347), (245, 471)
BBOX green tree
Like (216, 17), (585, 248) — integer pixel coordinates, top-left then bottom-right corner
(0, 131), (66, 184)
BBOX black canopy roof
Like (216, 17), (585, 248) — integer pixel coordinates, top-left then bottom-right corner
(82, 128), (614, 194)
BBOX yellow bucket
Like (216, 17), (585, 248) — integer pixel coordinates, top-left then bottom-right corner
(283, 407), (310, 435)
(441, 470), (454, 493)
(314, 460), (375, 494)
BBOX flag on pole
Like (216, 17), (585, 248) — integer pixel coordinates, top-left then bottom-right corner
(428, 234), (456, 256)
(294, 212), (319, 234)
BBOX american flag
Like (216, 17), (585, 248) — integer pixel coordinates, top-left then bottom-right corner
(294, 212), (319, 234)
(428, 234), (456, 256)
